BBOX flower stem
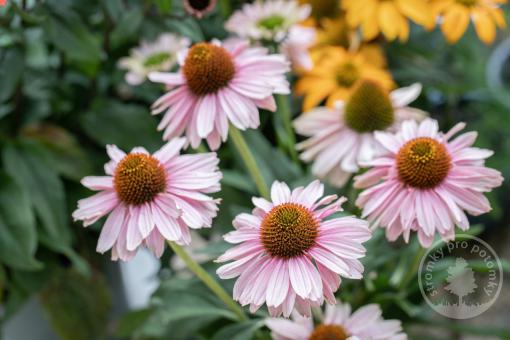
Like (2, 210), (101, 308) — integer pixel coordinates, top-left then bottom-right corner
(228, 126), (271, 199)
(168, 241), (247, 321)
(276, 94), (299, 163)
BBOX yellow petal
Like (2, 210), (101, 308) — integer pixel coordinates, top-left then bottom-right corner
(489, 8), (506, 28)
(361, 1), (380, 40)
(397, 0), (434, 27)
(378, 2), (403, 41)
(441, 5), (470, 43)
(298, 79), (337, 111)
(472, 9), (496, 44)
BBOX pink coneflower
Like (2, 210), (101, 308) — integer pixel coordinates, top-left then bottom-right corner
(216, 180), (371, 317)
(266, 302), (406, 340)
(354, 118), (503, 247)
(294, 80), (425, 187)
(72, 138), (222, 261)
(149, 40), (290, 150)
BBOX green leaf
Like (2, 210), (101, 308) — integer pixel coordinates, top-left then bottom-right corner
(157, 292), (237, 322)
(165, 18), (204, 42)
(235, 129), (302, 186)
(81, 100), (163, 151)
(0, 172), (42, 271)
(115, 308), (154, 338)
(110, 9), (144, 49)
(3, 141), (71, 247)
(1, 140), (88, 276)
(155, 0), (173, 14)
(21, 124), (92, 181)
(39, 269), (111, 340)
(43, 11), (102, 64)
(0, 47), (24, 103)
(212, 320), (265, 340)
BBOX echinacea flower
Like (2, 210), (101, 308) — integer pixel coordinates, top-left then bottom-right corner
(430, 0), (507, 44)
(149, 40), (290, 150)
(354, 119), (503, 247)
(118, 33), (190, 85)
(72, 138), (222, 261)
(183, 0), (217, 18)
(266, 302), (406, 340)
(295, 46), (394, 111)
(342, 0), (433, 42)
(294, 80), (426, 187)
(216, 180), (371, 317)
(225, 0), (311, 43)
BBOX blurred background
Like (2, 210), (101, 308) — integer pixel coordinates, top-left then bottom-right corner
(0, 0), (509, 339)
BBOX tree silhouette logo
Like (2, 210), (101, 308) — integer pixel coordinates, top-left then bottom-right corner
(444, 258), (477, 306)
(418, 235), (502, 319)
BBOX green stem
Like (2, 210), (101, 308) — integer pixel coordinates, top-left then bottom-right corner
(168, 241), (247, 321)
(276, 94), (299, 163)
(228, 126), (271, 199)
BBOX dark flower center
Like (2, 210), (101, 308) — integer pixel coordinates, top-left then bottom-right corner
(396, 137), (451, 189)
(183, 43), (236, 96)
(344, 79), (394, 133)
(114, 153), (167, 205)
(309, 324), (349, 340)
(336, 62), (361, 87)
(188, 0), (211, 10)
(261, 203), (318, 258)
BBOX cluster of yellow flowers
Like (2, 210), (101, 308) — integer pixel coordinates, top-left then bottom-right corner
(297, 0), (507, 110)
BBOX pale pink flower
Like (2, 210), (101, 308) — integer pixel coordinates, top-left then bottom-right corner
(354, 118), (503, 247)
(294, 81), (426, 188)
(149, 40), (290, 150)
(266, 302), (406, 340)
(281, 25), (316, 70)
(118, 33), (190, 85)
(216, 180), (371, 317)
(72, 138), (222, 261)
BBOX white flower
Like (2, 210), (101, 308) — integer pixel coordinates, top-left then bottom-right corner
(118, 33), (190, 85)
(225, 0), (311, 43)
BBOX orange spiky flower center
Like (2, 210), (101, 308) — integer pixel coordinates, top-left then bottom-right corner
(114, 153), (167, 205)
(396, 137), (451, 189)
(261, 203), (319, 258)
(309, 324), (349, 340)
(183, 43), (236, 96)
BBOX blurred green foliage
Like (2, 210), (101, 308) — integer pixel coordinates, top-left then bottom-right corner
(0, 0), (509, 339)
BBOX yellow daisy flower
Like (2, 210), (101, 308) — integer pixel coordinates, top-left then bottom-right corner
(299, 0), (340, 22)
(342, 0), (434, 41)
(431, 0), (507, 44)
(296, 46), (394, 111)
(314, 16), (354, 48)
